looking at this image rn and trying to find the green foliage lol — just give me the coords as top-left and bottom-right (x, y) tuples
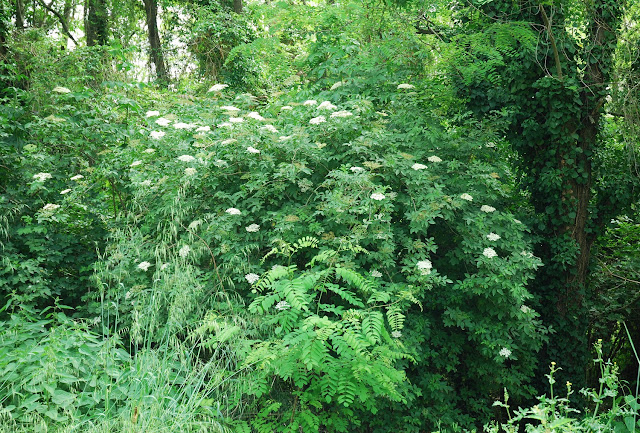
(488, 340), (640, 433)
(189, 7), (258, 80)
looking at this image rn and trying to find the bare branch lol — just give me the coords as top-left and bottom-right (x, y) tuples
(36, 0), (78, 46)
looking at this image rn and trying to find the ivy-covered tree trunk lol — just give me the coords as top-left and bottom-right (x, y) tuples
(142, 0), (168, 85)
(15, 0), (25, 29)
(85, 0), (108, 46)
(452, 0), (626, 388)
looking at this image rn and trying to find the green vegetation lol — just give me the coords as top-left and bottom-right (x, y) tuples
(0, 0), (639, 431)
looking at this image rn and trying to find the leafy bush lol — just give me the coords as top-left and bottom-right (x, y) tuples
(88, 78), (546, 430)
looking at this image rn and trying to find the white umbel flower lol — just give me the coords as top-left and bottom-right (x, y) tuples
(146, 110), (160, 117)
(179, 245), (190, 258)
(53, 86), (71, 93)
(42, 203), (60, 211)
(317, 101), (337, 110)
(460, 193), (473, 201)
(280, 105), (293, 111)
(245, 273), (260, 284)
(427, 155), (442, 163)
(330, 81), (345, 90)
(486, 233), (501, 241)
(246, 112), (265, 121)
(155, 117), (171, 126)
(483, 248), (498, 258)
(481, 205), (496, 213)
(247, 146), (260, 154)
(275, 300), (290, 311)
(371, 270), (383, 278)
(370, 193), (385, 201)
(130, 160), (143, 167)
(225, 208), (241, 215)
(391, 331), (402, 338)
(220, 105), (240, 112)
(330, 110), (352, 118)
(196, 125), (211, 132)
(60, 189), (71, 194)
(229, 117), (244, 123)
(303, 100), (317, 106)
(411, 163), (427, 170)
(416, 260), (432, 275)
(184, 167), (197, 176)
(137, 261), (151, 271)
(178, 155), (196, 162)
(70, 174), (84, 181)
(208, 83), (228, 92)
(499, 347), (512, 358)
(309, 115), (326, 125)
(245, 224), (260, 232)
(350, 166), (364, 173)
(33, 172), (52, 182)
(397, 83), (415, 89)
(150, 131), (165, 139)
(261, 125), (278, 133)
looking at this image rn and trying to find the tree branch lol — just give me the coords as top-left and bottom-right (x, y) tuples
(538, 3), (563, 81)
(37, 0), (78, 46)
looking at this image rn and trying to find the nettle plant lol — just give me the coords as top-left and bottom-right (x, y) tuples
(96, 82), (547, 430)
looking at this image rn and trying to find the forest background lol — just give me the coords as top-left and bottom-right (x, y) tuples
(1, 0), (640, 431)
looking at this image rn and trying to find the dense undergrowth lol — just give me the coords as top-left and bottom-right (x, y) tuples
(1, 0), (639, 432)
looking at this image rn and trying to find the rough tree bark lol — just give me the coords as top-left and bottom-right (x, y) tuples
(85, 0), (108, 46)
(142, 0), (168, 84)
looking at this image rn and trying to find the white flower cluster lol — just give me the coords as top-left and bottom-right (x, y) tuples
(42, 203), (60, 211)
(226, 208), (241, 215)
(246, 112), (265, 121)
(427, 155), (442, 163)
(275, 300), (290, 311)
(196, 126), (211, 132)
(178, 155), (196, 162)
(245, 224), (260, 233)
(303, 100), (317, 106)
(53, 86), (71, 94)
(33, 172), (52, 182)
(261, 125), (278, 133)
(460, 193), (473, 201)
(416, 260), (432, 275)
(330, 110), (352, 118)
(247, 146), (260, 154)
(483, 248), (498, 259)
(481, 205), (496, 213)
(391, 331), (402, 338)
(486, 233), (501, 241)
(155, 118), (171, 126)
(309, 115), (326, 125)
(220, 105), (240, 112)
(138, 261), (151, 271)
(350, 166), (364, 173)
(179, 245), (191, 258)
(397, 83), (415, 89)
(317, 101), (337, 110)
(371, 270), (383, 278)
(70, 174), (84, 181)
(411, 163), (427, 170)
(245, 273), (260, 284)
(229, 117), (244, 123)
(370, 193), (386, 201)
(208, 83), (228, 92)
(146, 110), (160, 117)
(185, 167), (197, 176)
(60, 189), (71, 194)
(499, 347), (512, 358)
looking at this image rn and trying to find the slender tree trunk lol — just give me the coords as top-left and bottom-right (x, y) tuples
(142, 0), (168, 84)
(233, 0), (242, 14)
(85, 0), (108, 46)
(16, 0), (26, 29)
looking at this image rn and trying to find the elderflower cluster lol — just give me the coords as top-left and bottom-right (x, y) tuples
(245, 273), (260, 284)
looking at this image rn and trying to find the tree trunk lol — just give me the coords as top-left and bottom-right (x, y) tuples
(233, 0), (242, 14)
(85, 0), (108, 46)
(142, 0), (168, 85)
(16, 0), (25, 29)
